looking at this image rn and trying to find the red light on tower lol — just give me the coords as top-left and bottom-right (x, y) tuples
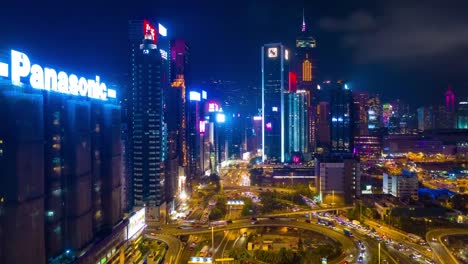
(143, 20), (157, 44)
(289, 72), (297, 93)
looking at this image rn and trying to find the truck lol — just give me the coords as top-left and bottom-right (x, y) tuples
(343, 228), (353, 237)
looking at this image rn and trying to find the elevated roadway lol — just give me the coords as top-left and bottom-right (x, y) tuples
(426, 228), (468, 264)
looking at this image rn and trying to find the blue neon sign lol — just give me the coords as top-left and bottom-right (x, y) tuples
(0, 50), (116, 101)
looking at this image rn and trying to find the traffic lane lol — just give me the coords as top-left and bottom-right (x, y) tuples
(159, 220), (358, 264)
(426, 228), (468, 264)
(145, 234), (182, 264)
(366, 220), (431, 259)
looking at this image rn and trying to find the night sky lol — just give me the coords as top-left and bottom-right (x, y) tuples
(1, 0), (468, 106)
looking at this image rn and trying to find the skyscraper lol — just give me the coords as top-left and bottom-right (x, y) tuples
(262, 43), (289, 162)
(0, 48), (122, 264)
(458, 100), (468, 129)
(295, 10), (317, 90)
(166, 39), (189, 204)
(445, 86), (456, 129)
(128, 20), (167, 221)
(287, 90), (309, 155)
(330, 82), (354, 153)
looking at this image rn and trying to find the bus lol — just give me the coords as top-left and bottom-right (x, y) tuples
(318, 216), (335, 226)
(343, 228), (353, 237)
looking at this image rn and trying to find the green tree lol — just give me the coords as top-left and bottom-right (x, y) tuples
(298, 238), (304, 252)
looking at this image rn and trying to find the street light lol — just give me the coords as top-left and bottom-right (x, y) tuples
(378, 242), (381, 264)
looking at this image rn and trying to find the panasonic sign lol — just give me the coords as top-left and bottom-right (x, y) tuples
(0, 50), (116, 101)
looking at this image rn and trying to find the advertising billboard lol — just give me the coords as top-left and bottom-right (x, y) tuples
(127, 208), (146, 240)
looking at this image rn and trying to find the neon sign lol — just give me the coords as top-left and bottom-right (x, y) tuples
(208, 102), (219, 112)
(158, 23), (167, 37)
(0, 50), (116, 101)
(160, 49), (168, 60)
(199, 120), (206, 134)
(144, 20), (157, 43)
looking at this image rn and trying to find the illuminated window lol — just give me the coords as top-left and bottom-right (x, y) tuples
(302, 59), (312, 81)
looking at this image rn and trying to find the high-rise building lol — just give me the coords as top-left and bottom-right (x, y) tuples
(444, 86), (456, 129)
(458, 100), (468, 129)
(330, 82), (354, 153)
(287, 90), (309, 155)
(128, 20), (167, 221)
(295, 10), (317, 91)
(353, 92), (369, 137)
(262, 43), (290, 162)
(166, 39), (189, 203)
(367, 95), (381, 133)
(0, 48), (123, 264)
(186, 90), (208, 178)
(316, 101), (330, 153)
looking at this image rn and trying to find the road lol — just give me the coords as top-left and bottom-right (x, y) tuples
(150, 219), (359, 264)
(145, 234), (183, 264)
(365, 219), (434, 260)
(426, 228), (468, 264)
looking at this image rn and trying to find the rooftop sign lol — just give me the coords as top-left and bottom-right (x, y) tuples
(0, 50), (116, 101)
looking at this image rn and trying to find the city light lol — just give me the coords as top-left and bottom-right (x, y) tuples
(253, 116), (262, 121)
(158, 23), (167, 36)
(189, 91), (201, 101)
(266, 122), (272, 130)
(202, 90), (207, 99)
(127, 208), (146, 240)
(216, 113), (225, 123)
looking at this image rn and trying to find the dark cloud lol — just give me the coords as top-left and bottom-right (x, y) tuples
(319, 2), (468, 63)
(319, 10), (376, 32)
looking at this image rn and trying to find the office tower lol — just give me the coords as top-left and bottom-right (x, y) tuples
(0, 48), (122, 264)
(417, 106), (432, 131)
(382, 103), (392, 128)
(186, 90), (208, 178)
(444, 86), (456, 128)
(316, 101), (331, 153)
(295, 10), (317, 91)
(315, 155), (360, 205)
(128, 20), (166, 221)
(458, 99), (468, 129)
(330, 82), (354, 153)
(166, 39), (189, 203)
(353, 92), (369, 137)
(367, 95), (381, 133)
(262, 43), (289, 162)
(354, 135), (381, 158)
(287, 90), (309, 155)
(226, 113), (245, 159)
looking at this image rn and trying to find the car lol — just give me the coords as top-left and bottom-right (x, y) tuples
(357, 256), (363, 263)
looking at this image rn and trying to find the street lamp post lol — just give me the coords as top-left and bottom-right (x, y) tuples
(378, 242), (381, 264)
(211, 226), (214, 255)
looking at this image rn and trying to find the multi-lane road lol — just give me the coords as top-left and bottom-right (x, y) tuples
(150, 219), (359, 264)
(426, 228), (468, 264)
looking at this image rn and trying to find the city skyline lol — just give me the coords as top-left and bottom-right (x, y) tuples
(1, 0), (468, 106)
(1, 1), (467, 264)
